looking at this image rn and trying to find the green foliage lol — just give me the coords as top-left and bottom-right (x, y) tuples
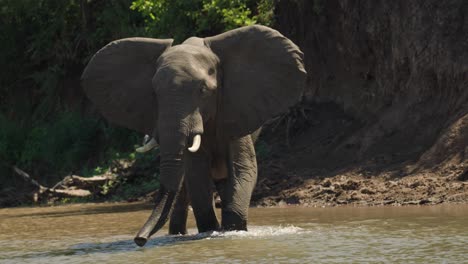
(0, 115), (27, 168)
(112, 176), (160, 201)
(130, 0), (274, 41)
(0, 0), (149, 191)
(0, 0), (144, 117)
(255, 0), (275, 26)
(0, 111), (141, 187)
(196, 0), (256, 31)
(20, 112), (98, 170)
(60, 196), (93, 204)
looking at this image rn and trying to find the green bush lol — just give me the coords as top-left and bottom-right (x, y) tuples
(0, 115), (26, 165)
(130, 0), (274, 41)
(0, 0), (143, 190)
(112, 176), (160, 201)
(0, 111), (141, 187)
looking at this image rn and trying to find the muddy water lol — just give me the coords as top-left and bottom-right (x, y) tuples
(0, 204), (467, 264)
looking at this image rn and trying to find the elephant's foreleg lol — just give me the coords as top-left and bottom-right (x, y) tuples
(168, 183), (189, 235)
(220, 135), (257, 231)
(185, 151), (220, 233)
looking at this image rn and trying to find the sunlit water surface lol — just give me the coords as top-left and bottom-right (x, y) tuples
(0, 203), (467, 263)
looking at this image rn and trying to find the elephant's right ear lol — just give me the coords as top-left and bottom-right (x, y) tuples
(204, 25), (306, 138)
(81, 38), (173, 134)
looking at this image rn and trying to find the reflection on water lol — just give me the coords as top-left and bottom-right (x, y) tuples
(0, 203), (467, 263)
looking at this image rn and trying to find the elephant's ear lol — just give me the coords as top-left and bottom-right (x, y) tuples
(204, 25), (306, 138)
(82, 38), (173, 134)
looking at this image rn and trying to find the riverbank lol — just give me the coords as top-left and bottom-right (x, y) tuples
(2, 101), (467, 208)
(252, 169), (468, 207)
(3, 139), (467, 209)
(251, 103), (468, 207)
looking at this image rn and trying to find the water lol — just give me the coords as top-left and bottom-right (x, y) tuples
(0, 203), (467, 263)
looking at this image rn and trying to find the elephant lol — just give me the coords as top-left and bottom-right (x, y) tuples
(81, 25), (306, 247)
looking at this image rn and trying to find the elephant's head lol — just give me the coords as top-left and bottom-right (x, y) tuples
(81, 25), (306, 246)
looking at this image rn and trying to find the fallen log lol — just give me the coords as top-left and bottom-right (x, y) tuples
(59, 174), (116, 190)
(52, 189), (91, 197)
(11, 166), (108, 202)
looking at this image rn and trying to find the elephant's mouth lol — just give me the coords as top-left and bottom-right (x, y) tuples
(135, 134), (201, 153)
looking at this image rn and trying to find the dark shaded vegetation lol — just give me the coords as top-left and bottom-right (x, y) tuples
(1, 0), (146, 195)
(0, 0), (274, 206)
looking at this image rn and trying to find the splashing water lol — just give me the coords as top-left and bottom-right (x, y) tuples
(208, 225), (306, 239)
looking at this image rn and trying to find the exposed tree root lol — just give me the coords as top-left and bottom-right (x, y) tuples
(265, 99), (316, 147)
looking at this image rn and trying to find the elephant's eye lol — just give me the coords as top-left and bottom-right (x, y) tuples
(199, 83), (214, 97)
(199, 85), (208, 94)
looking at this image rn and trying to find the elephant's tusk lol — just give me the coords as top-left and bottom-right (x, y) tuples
(135, 138), (159, 153)
(188, 134), (201, 152)
(143, 134), (151, 145)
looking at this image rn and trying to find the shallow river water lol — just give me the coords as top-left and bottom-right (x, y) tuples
(0, 203), (467, 263)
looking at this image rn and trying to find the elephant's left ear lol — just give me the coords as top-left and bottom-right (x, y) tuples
(204, 25), (306, 138)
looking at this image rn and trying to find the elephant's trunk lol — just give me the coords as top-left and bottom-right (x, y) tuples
(134, 125), (188, 246)
(134, 108), (204, 246)
(134, 154), (184, 247)
(134, 185), (177, 246)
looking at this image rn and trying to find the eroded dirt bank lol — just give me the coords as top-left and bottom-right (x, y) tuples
(250, 0), (467, 207)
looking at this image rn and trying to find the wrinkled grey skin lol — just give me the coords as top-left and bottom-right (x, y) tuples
(82, 25), (306, 246)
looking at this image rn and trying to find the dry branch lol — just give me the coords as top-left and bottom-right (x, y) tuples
(11, 166), (114, 202)
(12, 166), (48, 193)
(60, 174), (116, 190)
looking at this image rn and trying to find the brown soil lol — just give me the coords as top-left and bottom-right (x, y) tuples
(252, 102), (468, 207)
(253, 166), (468, 207)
